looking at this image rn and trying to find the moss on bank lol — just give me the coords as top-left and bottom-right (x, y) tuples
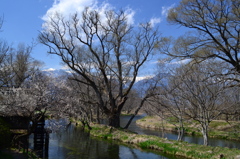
(88, 123), (240, 159)
(136, 116), (240, 141)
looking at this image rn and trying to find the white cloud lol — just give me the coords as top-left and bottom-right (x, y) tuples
(149, 17), (162, 27)
(161, 4), (175, 17)
(43, 68), (56, 71)
(135, 75), (154, 82)
(61, 65), (70, 70)
(156, 59), (191, 66)
(42, 0), (135, 27)
(169, 59), (191, 65)
(60, 65), (74, 73)
(42, 0), (96, 21)
(124, 7), (135, 25)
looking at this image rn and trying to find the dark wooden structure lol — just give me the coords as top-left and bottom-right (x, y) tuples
(1, 116), (29, 130)
(0, 87), (50, 157)
(33, 116), (49, 158)
(0, 116), (30, 149)
(0, 115), (50, 158)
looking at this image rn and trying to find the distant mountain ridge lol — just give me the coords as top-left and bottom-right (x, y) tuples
(133, 73), (170, 93)
(42, 68), (170, 93)
(42, 68), (69, 77)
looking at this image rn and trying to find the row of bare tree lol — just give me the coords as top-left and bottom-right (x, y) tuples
(144, 0), (240, 145)
(145, 60), (240, 145)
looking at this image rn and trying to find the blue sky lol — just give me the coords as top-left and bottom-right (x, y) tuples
(0, 0), (186, 75)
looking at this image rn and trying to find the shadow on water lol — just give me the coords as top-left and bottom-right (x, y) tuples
(121, 114), (240, 149)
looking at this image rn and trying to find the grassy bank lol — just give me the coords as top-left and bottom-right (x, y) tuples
(136, 116), (240, 141)
(88, 123), (240, 159)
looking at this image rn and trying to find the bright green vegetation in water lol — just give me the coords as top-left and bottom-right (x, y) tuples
(88, 123), (240, 159)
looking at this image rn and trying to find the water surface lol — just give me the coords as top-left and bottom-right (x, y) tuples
(29, 115), (240, 159)
(39, 119), (177, 159)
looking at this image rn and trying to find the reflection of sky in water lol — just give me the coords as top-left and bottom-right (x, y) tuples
(48, 134), (67, 159)
(43, 121), (173, 159)
(30, 115), (240, 159)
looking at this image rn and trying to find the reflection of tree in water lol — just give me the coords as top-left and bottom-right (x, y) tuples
(45, 118), (178, 159)
(53, 124), (119, 159)
(129, 148), (138, 159)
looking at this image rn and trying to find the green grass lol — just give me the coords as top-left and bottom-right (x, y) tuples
(100, 133), (113, 139)
(120, 113), (134, 116)
(139, 140), (178, 154)
(88, 123), (240, 159)
(136, 116), (240, 141)
(122, 135), (128, 140)
(210, 120), (229, 128)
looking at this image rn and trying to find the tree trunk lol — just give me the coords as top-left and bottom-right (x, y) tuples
(177, 119), (184, 141)
(203, 132), (208, 146)
(177, 127), (184, 141)
(202, 125), (209, 146)
(109, 112), (121, 128)
(96, 105), (100, 124)
(124, 96), (147, 129)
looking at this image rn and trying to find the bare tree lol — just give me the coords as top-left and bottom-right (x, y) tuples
(0, 41), (12, 87)
(39, 8), (161, 128)
(149, 80), (187, 141)
(173, 62), (228, 145)
(220, 86), (240, 121)
(65, 76), (99, 129)
(166, 0), (240, 76)
(122, 89), (141, 115)
(124, 74), (164, 129)
(11, 44), (41, 87)
(142, 62), (187, 141)
(0, 43), (40, 88)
